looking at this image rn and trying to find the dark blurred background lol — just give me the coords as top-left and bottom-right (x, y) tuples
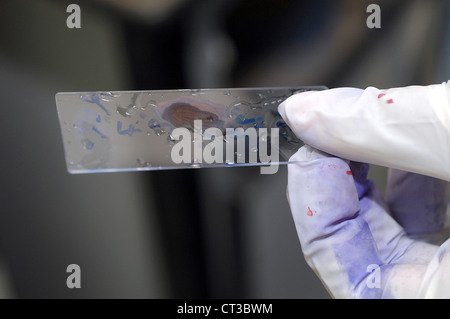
(0, 0), (448, 298)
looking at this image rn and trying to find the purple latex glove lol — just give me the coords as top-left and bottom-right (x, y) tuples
(386, 169), (450, 244)
(280, 83), (450, 298)
(286, 145), (450, 298)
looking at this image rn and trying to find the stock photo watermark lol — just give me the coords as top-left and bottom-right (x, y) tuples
(366, 4), (381, 29)
(66, 264), (81, 289)
(170, 120), (280, 174)
(366, 264), (381, 289)
(66, 4), (81, 29)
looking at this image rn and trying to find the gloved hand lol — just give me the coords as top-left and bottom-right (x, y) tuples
(279, 81), (450, 181)
(278, 82), (450, 298)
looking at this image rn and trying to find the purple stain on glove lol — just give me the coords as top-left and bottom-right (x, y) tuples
(349, 162), (373, 199)
(327, 161), (402, 298)
(387, 170), (449, 234)
(331, 196), (400, 299)
(333, 220), (383, 293)
(286, 145), (442, 298)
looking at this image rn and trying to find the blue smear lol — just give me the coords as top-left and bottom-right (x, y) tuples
(117, 120), (142, 136)
(275, 120), (288, 128)
(235, 115), (264, 128)
(85, 140), (94, 150)
(333, 221), (382, 295)
(92, 126), (107, 138)
(81, 94), (111, 116)
(96, 114), (101, 123)
(235, 114), (255, 125)
(147, 119), (161, 129)
(253, 120), (264, 129)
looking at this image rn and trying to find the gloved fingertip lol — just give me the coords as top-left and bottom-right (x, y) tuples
(278, 91), (318, 129)
(287, 146), (361, 241)
(289, 144), (332, 163)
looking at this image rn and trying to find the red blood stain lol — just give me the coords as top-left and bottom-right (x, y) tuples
(346, 170), (352, 175)
(378, 93), (386, 99)
(387, 99), (394, 104)
(307, 207), (313, 216)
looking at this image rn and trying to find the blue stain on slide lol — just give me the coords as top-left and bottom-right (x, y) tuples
(235, 114), (255, 125)
(92, 126), (107, 138)
(275, 120), (284, 127)
(84, 139), (94, 150)
(235, 115), (264, 128)
(117, 120), (142, 136)
(147, 119), (161, 129)
(81, 94), (111, 116)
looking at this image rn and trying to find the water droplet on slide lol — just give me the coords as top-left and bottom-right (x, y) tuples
(260, 133), (268, 142)
(141, 100), (158, 111)
(100, 91), (120, 101)
(136, 158), (152, 167)
(81, 139), (94, 150)
(117, 105), (132, 117)
(156, 129), (166, 136)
